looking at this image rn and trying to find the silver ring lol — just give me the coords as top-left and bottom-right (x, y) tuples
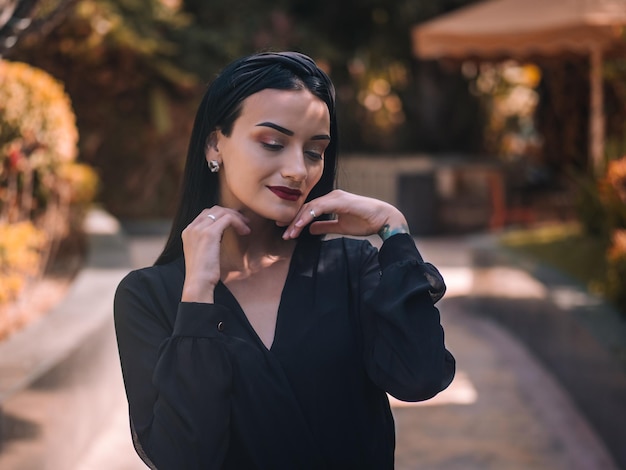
(309, 209), (317, 218)
(207, 214), (217, 221)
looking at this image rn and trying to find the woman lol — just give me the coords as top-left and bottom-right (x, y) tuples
(114, 51), (455, 470)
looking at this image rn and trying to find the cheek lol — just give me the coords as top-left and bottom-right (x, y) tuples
(222, 145), (265, 180)
(308, 164), (324, 189)
(300, 167), (324, 202)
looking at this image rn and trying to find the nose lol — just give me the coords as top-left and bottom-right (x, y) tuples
(281, 151), (308, 183)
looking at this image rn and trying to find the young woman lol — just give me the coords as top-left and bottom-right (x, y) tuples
(114, 51), (455, 469)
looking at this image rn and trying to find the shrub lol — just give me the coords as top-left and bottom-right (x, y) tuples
(58, 162), (99, 206)
(606, 229), (626, 314)
(604, 157), (626, 226)
(573, 156), (626, 237)
(0, 61), (78, 167)
(57, 162), (100, 239)
(567, 156), (626, 316)
(572, 169), (611, 238)
(603, 158), (626, 315)
(0, 221), (46, 304)
(0, 60), (80, 222)
(0, 60), (98, 336)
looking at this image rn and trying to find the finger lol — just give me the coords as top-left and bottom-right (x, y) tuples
(192, 207), (224, 227)
(283, 205), (323, 239)
(282, 190), (347, 239)
(203, 208), (250, 227)
(296, 206), (322, 227)
(210, 211), (251, 236)
(191, 209), (250, 239)
(308, 220), (339, 235)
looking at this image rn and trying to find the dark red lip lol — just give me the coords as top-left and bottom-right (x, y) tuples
(267, 186), (302, 201)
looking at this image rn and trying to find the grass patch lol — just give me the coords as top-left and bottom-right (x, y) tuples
(499, 223), (609, 295)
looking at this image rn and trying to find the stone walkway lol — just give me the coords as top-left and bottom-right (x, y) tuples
(74, 233), (619, 470)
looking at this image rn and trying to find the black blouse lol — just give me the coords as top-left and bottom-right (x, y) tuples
(114, 233), (455, 470)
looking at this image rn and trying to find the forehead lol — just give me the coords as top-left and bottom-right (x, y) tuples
(236, 89), (330, 131)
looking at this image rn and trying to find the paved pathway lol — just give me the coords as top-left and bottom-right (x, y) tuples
(74, 235), (618, 470)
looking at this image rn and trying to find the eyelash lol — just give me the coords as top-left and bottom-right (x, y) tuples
(305, 150), (323, 161)
(261, 142), (324, 161)
(261, 142), (282, 151)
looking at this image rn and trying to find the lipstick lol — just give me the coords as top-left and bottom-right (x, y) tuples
(267, 186), (302, 201)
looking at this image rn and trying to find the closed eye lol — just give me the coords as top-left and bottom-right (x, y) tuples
(305, 150), (323, 161)
(261, 142), (283, 151)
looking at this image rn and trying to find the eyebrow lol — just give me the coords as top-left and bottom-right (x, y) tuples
(256, 122), (330, 141)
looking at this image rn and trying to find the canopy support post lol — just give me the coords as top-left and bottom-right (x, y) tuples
(589, 46), (605, 176)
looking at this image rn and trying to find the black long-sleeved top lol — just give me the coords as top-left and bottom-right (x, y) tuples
(114, 233), (455, 469)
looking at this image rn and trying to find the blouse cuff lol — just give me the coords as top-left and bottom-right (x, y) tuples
(377, 233), (446, 303)
(378, 233), (424, 269)
(173, 302), (231, 338)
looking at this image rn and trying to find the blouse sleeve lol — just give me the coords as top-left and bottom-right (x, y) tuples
(114, 270), (232, 470)
(359, 233), (456, 402)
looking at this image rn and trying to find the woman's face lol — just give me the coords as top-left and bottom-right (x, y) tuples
(213, 88), (331, 225)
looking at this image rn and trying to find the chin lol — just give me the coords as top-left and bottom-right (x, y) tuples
(257, 201), (302, 226)
(265, 207), (299, 225)
(273, 215), (295, 227)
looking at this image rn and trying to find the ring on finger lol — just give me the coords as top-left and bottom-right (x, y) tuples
(207, 214), (217, 221)
(309, 209), (317, 218)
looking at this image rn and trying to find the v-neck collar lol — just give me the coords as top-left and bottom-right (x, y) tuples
(214, 238), (316, 352)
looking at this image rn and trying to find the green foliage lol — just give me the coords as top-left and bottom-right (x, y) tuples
(573, 156), (626, 239)
(0, 60), (98, 326)
(606, 230), (626, 315)
(0, 61), (78, 166)
(6, 0), (626, 220)
(502, 156), (626, 318)
(8, 0), (482, 217)
(0, 221), (47, 311)
(285, 0), (483, 151)
(0, 60), (78, 220)
(571, 169), (611, 238)
(467, 62), (542, 161)
(559, 156), (626, 315)
(604, 156), (626, 228)
(603, 157), (626, 314)
(500, 223), (609, 295)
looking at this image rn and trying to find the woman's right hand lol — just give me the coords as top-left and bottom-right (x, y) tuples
(180, 207), (250, 303)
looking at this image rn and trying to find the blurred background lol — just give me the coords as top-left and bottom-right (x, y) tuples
(2, 0), (626, 332)
(1, 0), (626, 469)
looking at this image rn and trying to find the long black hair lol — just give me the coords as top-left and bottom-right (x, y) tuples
(155, 51), (338, 265)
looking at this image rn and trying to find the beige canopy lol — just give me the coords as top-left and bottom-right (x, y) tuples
(412, 0), (626, 173)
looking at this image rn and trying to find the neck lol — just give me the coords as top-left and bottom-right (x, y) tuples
(220, 214), (294, 276)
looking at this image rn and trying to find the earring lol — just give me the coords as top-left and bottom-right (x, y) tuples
(208, 160), (220, 173)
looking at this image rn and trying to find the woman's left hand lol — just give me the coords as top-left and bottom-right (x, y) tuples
(282, 190), (409, 240)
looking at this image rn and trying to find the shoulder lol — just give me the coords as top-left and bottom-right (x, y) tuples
(117, 257), (184, 294)
(114, 258), (184, 332)
(114, 257), (184, 321)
